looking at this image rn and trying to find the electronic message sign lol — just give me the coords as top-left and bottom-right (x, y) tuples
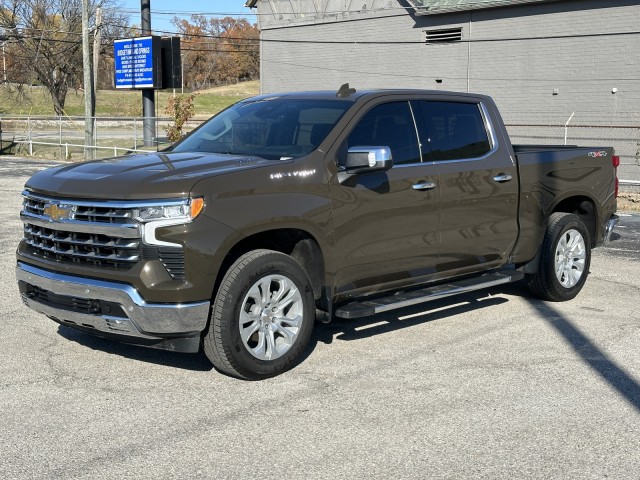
(114, 36), (161, 89)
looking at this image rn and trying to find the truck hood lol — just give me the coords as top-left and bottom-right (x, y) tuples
(24, 152), (287, 200)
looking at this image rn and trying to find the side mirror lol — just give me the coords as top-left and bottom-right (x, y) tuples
(344, 146), (393, 174)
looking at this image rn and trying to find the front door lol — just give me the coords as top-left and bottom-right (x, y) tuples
(329, 100), (440, 297)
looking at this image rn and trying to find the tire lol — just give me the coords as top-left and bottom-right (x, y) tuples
(204, 249), (315, 380)
(526, 212), (591, 302)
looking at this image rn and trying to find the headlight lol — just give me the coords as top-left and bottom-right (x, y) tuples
(137, 197), (204, 247)
(134, 198), (204, 223)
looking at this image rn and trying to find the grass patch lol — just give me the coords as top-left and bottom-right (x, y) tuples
(618, 192), (640, 213)
(0, 81), (259, 118)
(197, 80), (260, 96)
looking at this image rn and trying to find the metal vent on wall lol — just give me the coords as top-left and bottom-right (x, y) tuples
(425, 27), (463, 44)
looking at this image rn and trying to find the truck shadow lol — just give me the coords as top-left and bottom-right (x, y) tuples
(500, 280), (640, 411)
(55, 289), (509, 374)
(56, 326), (214, 371)
(56, 278), (640, 403)
(524, 295), (640, 412)
(312, 279), (640, 413)
(312, 290), (509, 345)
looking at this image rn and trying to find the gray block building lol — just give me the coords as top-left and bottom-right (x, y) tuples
(247, 0), (640, 181)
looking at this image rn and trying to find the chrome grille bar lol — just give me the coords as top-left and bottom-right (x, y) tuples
(20, 212), (141, 238)
(25, 239), (140, 262)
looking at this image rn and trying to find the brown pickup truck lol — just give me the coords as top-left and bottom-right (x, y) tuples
(16, 87), (619, 379)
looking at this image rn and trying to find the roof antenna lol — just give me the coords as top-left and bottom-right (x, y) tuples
(336, 83), (356, 98)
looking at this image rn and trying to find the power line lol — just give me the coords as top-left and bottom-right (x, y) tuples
(242, 29), (640, 44)
(103, 23), (259, 44)
(10, 21), (640, 46)
(117, 8), (259, 16)
(114, 5), (412, 16)
(103, 22), (640, 44)
(1, 29), (259, 51)
(115, 1), (523, 18)
(261, 58), (640, 83)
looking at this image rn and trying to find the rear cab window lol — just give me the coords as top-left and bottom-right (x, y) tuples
(415, 101), (492, 161)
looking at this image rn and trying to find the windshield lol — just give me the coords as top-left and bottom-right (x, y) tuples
(171, 98), (352, 160)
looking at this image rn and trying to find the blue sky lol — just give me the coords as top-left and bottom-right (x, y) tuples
(118, 0), (257, 34)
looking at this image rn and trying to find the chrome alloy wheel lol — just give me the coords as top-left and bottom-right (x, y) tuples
(554, 228), (587, 288)
(239, 274), (304, 361)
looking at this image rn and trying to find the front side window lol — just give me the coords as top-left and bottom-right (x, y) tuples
(171, 98), (352, 160)
(417, 101), (492, 161)
(346, 102), (421, 165)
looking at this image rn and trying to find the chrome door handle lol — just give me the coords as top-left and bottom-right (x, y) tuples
(412, 181), (437, 191)
(493, 174), (513, 183)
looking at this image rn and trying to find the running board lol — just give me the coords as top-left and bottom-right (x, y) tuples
(334, 270), (524, 319)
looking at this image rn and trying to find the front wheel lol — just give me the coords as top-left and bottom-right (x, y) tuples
(204, 249), (315, 380)
(526, 212), (591, 302)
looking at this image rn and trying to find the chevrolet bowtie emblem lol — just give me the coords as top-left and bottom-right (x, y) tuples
(43, 203), (72, 222)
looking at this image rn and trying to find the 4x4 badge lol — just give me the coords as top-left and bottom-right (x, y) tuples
(588, 151), (608, 158)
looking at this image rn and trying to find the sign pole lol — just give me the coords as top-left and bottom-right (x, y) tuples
(141, 0), (155, 147)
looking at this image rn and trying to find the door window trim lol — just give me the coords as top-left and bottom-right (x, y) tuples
(408, 102), (424, 164)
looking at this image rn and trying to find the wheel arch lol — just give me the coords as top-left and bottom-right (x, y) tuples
(211, 228), (328, 311)
(525, 211), (592, 301)
(522, 195), (597, 274)
(550, 195), (598, 246)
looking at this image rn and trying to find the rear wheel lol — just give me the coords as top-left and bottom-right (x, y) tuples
(526, 212), (591, 301)
(204, 249), (315, 380)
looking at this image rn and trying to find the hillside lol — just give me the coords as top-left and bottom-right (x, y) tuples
(0, 81), (260, 117)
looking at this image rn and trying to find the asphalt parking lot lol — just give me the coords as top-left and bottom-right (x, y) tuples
(1, 156), (639, 479)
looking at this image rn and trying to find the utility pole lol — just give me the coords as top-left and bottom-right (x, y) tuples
(0, 34), (7, 84)
(81, 0), (95, 159)
(141, 0), (155, 147)
(92, 7), (102, 148)
(92, 8), (102, 102)
(2, 43), (6, 84)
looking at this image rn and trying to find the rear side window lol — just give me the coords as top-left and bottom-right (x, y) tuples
(417, 101), (492, 161)
(346, 102), (420, 165)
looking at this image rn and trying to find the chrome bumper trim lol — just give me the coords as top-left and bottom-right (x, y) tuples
(16, 262), (210, 337)
(604, 214), (619, 244)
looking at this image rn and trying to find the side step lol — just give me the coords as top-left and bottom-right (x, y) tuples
(334, 270), (524, 319)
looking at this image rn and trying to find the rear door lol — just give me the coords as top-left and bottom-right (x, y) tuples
(415, 98), (518, 275)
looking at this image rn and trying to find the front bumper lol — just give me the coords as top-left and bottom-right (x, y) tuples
(16, 262), (210, 352)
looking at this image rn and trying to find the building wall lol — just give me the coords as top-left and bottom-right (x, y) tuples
(256, 0), (640, 179)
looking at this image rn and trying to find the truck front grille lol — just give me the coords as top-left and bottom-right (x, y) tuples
(21, 192), (185, 278)
(24, 224), (141, 269)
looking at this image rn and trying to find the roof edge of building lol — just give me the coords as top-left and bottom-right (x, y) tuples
(408, 0), (562, 16)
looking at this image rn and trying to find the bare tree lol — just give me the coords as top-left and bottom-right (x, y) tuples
(172, 15), (259, 90)
(0, 0), (127, 115)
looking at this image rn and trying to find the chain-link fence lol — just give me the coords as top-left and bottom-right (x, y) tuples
(0, 115), (203, 160)
(1, 115), (638, 183)
(506, 124), (640, 183)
